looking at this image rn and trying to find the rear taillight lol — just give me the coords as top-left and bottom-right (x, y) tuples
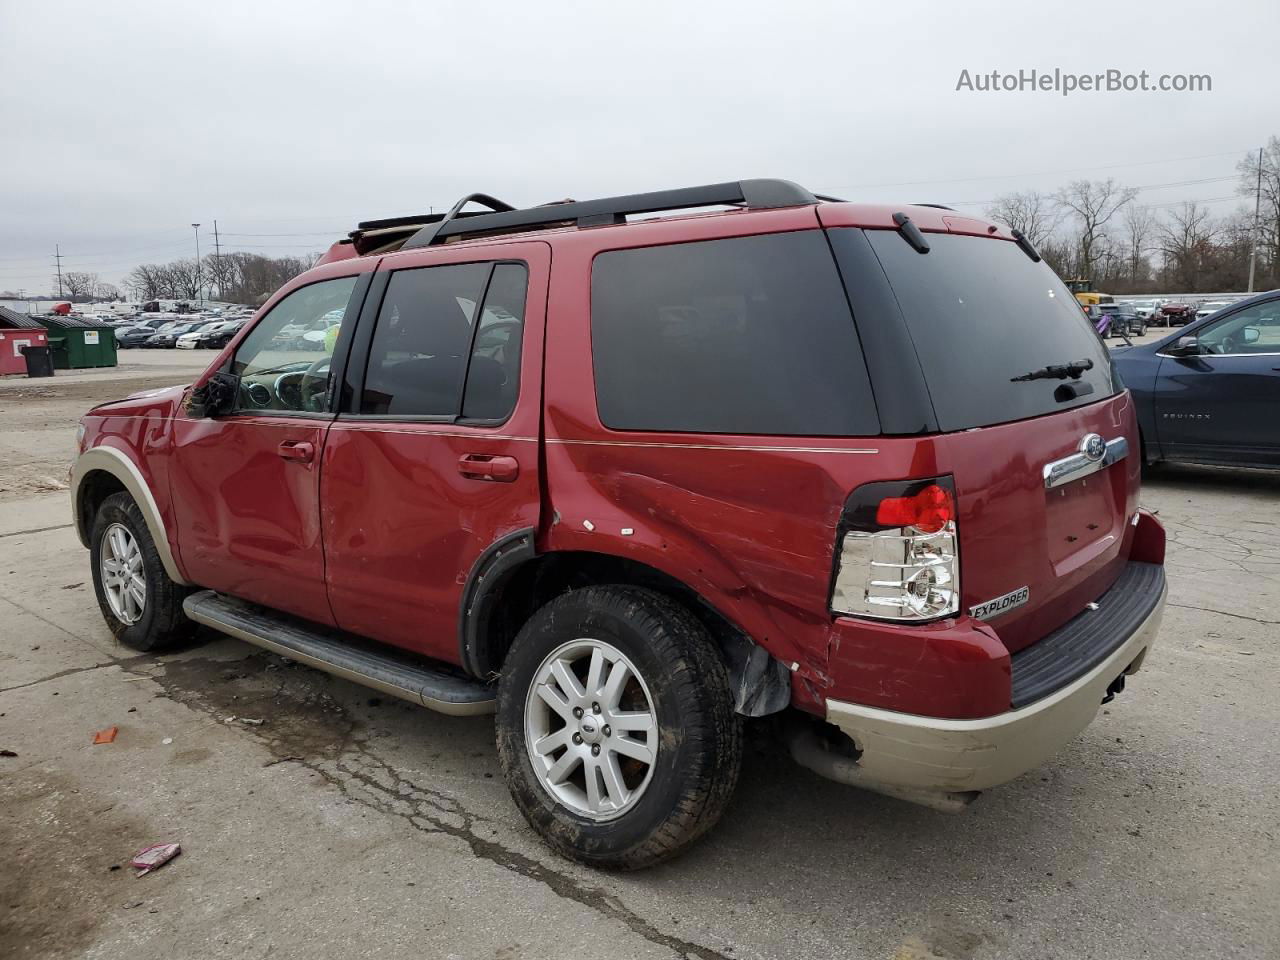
(831, 477), (960, 622)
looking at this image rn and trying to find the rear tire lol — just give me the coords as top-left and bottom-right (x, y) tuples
(496, 586), (742, 870)
(89, 492), (194, 652)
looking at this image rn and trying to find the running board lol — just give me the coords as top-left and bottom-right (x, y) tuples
(182, 590), (496, 716)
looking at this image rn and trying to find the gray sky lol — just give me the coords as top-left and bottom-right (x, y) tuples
(1, 0), (1275, 294)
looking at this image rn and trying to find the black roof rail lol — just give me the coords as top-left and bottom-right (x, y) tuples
(911, 203), (956, 211)
(393, 179), (818, 250)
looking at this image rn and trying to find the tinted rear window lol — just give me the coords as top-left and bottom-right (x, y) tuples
(591, 231), (879, 436)
(858, 229), (1118, 432)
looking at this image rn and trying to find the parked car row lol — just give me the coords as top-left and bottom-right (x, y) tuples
(114, 315), (249, 349)
(1113, 297), (1245, 328)
(270, 309), (344, 351)
(177, 319), (249, 349)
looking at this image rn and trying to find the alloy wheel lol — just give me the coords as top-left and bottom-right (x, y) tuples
(100, 522), (146, 625)
(524, 638), (658, 821)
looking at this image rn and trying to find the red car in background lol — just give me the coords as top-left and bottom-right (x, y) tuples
(1157, 301), (1195, 325)
(70, 180), (1167, 869)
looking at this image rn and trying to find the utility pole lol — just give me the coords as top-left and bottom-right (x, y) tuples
(213, 219), (221, 301)
(1247, 146), (1263, 293)
(191, 223), (202, 307)
(55, 244), (64, 298)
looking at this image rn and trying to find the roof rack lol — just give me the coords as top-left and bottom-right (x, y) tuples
(349, 179), (820, 255)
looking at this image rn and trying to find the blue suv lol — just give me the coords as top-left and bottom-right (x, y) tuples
(1111, 290), (1280, 469)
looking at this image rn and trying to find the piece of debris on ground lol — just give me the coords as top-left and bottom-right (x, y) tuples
(130, 842), (181, 877)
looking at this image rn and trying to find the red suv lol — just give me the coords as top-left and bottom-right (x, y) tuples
(72, 180), (1167, 868)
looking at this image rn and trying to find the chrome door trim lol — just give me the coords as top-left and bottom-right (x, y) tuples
(1043, 437), (1128, 489)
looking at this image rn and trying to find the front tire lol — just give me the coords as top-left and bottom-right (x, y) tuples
(89, 492), (194, 651)
(496, 586), (742, 870)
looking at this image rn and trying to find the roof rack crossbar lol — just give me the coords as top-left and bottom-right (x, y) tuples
(400, 179), (818, 250)
(399, 193), (516, 249)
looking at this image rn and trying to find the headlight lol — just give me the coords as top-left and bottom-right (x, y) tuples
(75, 421), (87, 451)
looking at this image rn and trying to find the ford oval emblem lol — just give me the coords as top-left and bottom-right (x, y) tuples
(1081, 433), (1106, 462)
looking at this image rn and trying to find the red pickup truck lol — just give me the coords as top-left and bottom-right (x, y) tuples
(72, 180), (1167, 869)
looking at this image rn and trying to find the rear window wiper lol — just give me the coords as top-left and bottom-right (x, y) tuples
(1010, 358), (1094, 382)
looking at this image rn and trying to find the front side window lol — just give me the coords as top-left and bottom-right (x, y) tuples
(360, 261), (528, 419)
(1194, 300), (1280, 354)
(590, 231), (879, 436)
(231, 275), (358, 413)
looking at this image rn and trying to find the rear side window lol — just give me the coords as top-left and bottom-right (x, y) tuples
(591, 232), (879, 436)
(855, 230), (1118, 432)
(463, 264), (528, 420)
(360, 262), (528, 420)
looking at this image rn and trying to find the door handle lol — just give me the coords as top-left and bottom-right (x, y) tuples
(277, 440), (315, 464)
(457, 454), (519, 482)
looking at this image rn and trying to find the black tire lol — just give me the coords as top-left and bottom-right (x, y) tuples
(89, 491), (194, 652)
(496, 586), (743, 870)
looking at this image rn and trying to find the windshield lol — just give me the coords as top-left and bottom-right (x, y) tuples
(854, 229), (1119, 432)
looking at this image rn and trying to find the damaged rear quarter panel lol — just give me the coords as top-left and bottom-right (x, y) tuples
(537, 214), (1007, 717)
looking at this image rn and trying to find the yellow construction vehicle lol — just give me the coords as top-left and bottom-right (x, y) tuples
(1065, 278), (1114, 307)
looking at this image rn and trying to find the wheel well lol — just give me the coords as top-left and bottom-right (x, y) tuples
(470, 551), (791, 716)
(76, 470), (127, 539)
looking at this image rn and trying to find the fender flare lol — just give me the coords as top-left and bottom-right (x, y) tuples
(71, 446), (190, 585)
(460, 531), (793, 716)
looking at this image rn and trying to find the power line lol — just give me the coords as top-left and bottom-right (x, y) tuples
(0, 238), (196, 266)
(837, 148), (1250, 191)
(1143, 195), (1241, 211)
(944, 180), (1243, 208)
(218, 229), (349, 237)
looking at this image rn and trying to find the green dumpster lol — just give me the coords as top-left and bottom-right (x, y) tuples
(38, 317), (119, 369)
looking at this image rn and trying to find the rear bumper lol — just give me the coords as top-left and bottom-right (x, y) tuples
(823, 577), (1166, 793)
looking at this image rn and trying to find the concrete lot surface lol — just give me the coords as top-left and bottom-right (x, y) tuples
(2, 353), (1278, 960)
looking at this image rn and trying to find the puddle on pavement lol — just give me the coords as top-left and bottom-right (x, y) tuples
(156, 650), (357, 763)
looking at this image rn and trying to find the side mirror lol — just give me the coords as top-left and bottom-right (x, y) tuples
(1167, 335), (1202, 357)
(186, 371), (240, 418)
(1243, 326), (1261, 345)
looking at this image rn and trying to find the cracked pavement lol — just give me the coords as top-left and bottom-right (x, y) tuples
(2, 364), (1278, 959)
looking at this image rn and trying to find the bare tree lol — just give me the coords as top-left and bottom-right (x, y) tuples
(58, 271), (103, 301)
(1156, 202), (1217, 290)
(126, 263), (165, 300)
(986, 191), (1061, 248)
(1121, 204), (1156, 283)
(94, 280), (121, 301)
(203, 253), (237, 300)
(125, 252), (319, 304)
(1053, 179), (1139, 281)
(152, 259), (203, 299)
